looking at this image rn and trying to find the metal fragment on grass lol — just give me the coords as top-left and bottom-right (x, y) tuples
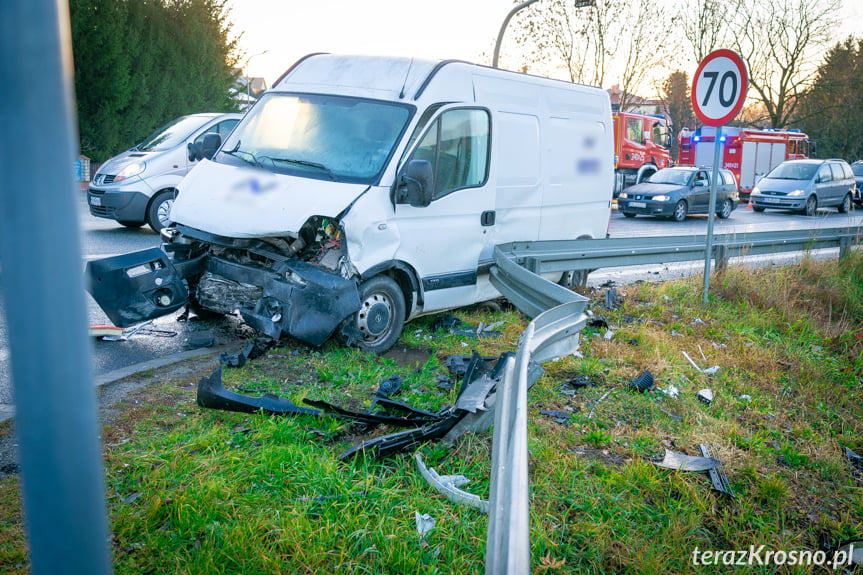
(414, 511), (436, 536)
(415, 454), (489, 513)
(651, 449), (721, 472)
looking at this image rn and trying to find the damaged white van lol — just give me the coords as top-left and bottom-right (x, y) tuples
(87, 54), (614, 353)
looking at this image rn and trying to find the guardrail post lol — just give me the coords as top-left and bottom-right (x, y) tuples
(713, 244), (728, 272)
(839, 236), (851, 259)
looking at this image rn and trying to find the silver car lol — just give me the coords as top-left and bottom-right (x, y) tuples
(750, 158), (855, 216)
(88, 112), (242, 231)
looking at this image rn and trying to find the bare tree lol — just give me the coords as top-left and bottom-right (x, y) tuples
(507, 0), (670, 107)
(733, 0), (841, 128)
(679, 0), (735, 63)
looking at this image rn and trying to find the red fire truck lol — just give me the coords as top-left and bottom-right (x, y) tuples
(613, 110), (673, 197)
(677, 127), (811, 200)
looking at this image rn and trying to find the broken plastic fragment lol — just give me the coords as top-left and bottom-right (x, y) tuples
(651, 449), (720, 472)
(697, 389), (714, 404)
(682, 351), (719, 375)
(630, 371), (654, 392)
(662, 384), (680, 399)
(699, 444), (734, 497)
(415, 454), (489, 513)
(415, 511), (436, 536)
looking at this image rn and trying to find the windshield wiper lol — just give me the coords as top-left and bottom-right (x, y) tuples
(222, 141), (260, 167)
(263, 157), (337, 180)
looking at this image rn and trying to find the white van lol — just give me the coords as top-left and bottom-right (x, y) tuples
(87, 112), (242, 231)
(87, 55), (614, 352)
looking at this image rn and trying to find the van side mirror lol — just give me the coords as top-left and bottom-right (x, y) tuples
(694, 180), (707, 187)
(188, 141), (203, 162)
(395, 160), (434, 207)
(201, 133), (222, 160)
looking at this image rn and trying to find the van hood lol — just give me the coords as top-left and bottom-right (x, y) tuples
(171, 160), (368, 238)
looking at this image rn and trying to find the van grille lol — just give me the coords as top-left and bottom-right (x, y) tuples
(93, 174), (116, 185)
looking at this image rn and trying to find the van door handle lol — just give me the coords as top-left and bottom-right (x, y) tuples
(481, 210), (495, 226)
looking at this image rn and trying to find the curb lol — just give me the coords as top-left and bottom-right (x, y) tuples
(0, 344), (239, 424)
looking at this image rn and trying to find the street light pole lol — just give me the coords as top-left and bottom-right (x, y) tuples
(492, 0), (595, 69)
(245, 49), (269, 107)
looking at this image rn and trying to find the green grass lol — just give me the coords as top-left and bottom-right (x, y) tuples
(2, 251), (863, 573)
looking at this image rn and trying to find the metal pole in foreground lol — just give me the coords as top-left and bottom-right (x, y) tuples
(0, 2), (112, 574)
(702, 125), (723, 304)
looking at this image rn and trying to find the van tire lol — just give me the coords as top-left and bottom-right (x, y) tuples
(342, 275), (405, 354)
(119, 221), (144, 229)
(717, 198), (733, 219)
(838, 193), (851, 213)
(147, 190), (175, 232)
(804, 195), (817, 216)
(672, 200), (688, 221)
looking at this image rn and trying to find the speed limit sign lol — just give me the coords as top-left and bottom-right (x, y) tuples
(691, 49), (748, 126)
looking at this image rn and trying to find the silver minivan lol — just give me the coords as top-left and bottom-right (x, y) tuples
(750, 158), (855, 216)
(88, 112), (242, 231)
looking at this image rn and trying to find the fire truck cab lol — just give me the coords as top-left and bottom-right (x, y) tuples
(613, 110), (673, 197)
(678, 127), (810, 200)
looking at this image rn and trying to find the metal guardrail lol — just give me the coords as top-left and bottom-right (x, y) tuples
(486, 301), (587, 574)
(496, 225), (863, 278)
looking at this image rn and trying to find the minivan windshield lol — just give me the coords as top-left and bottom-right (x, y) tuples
(765, 162), (818, 180)
(853, 163), (863, 177)
(646, 168), (693, 186)
(138, 114), (216, 152)
(216, 93), (412, 184)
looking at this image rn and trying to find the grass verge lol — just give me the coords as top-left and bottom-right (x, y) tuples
(1, 252), (862, 573)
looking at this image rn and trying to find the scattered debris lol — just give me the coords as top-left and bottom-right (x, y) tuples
(540, 409), (572, 425)
(432, 314), (502, 338)
(89, 324), (125, 339)
(699, 444), (734, 497)
(587, 317), (609, 329)
(556, 376), (595, 396)
(651, 449), (720, 472)
(662, 384), (680, 399)
(630, 371), (654, 392)
(415, 511), (436, 537)
(691, 318), (705, 325)
(588, 387), (616, 419)
(196, 367), (320, 416)
(604, 288), (619, 309)
(682, 351), (720, 375)
(738, 394), (752, 403)
(435, 374), (455, 391)
(845, 447), (862, 478)
(430, 314), (463, 332)
(697, 389), (714, 404)
(446, 354), (497, 378)
(603, 330), (615, 341)
(186, 330), (215, 349)
(659, 409), (683, 423)
(415, 453), (489, 513)
(120, 492), (143, 505)
(219, 350), (247, 368)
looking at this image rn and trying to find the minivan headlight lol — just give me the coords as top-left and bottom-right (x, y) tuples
(751, 187), (760, 195)
(787, 189), (805, 196)
(113, 161), (146, 182)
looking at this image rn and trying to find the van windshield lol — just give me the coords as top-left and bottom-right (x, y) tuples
(765, 162), (818, 180)
(138, 115), (216, 152)
(217, 93), (413, 184)
(646, 169), (693, 186)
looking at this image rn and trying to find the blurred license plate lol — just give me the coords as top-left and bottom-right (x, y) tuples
(630, 201), (646, 208)
(89, 196), (101, 207)
(764, 197), (780, 204)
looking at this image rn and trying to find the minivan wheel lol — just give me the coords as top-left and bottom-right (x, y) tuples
(718, 198), (733, 219)
(147, 190), (175, 232)
(672, 200), (688, 221)
(804, 195), (817, 216)
(342, 275), (406, 354)
(838, 193), (852, 213)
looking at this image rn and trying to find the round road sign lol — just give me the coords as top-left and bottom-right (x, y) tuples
(691, 49), (748, 127)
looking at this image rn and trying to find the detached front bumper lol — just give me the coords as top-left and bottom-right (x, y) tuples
(750, 193), (805, 210)
(618, 198), (675, 217)
(86, 248), (362, 347)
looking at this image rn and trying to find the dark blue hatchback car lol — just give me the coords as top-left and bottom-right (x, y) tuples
(618, 166), (739, 221)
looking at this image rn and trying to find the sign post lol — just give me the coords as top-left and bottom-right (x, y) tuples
(691, 49), (748, 304)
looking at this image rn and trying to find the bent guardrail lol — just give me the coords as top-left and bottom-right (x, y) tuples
(496, 226), (862, 280)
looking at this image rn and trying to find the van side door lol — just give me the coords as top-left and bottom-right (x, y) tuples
(391, 106), (493, 312)
(815, 164), (833, 205)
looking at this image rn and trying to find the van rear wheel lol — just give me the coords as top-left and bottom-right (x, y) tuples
(839, 193), (851, 213)
(340, 275), (406, 354)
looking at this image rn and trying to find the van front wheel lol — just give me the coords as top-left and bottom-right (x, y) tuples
(344, 275), (406, 354)
(147, 190), (175, 232)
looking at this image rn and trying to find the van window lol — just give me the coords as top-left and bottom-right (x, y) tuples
(843, 163), (855, 179)
(830, 163), (846, 181)
(194, 119), (239, 147)
(412, 109), (490, 199)
(722, 171), (735, 185)
(817, 165), (832, 182)
(626, 119), (643, 143)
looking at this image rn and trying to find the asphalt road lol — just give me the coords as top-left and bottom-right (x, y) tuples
(0, 191), (860, 410)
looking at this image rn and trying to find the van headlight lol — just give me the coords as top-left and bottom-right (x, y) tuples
(751, 187), (760, 195)
(113, 161), (146, 182)
(619, 192), (628, 199)
(787, 189), (805, 196)
(652, 195), (669, 202)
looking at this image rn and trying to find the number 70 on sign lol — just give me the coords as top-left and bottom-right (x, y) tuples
(691, 49), (748, 127)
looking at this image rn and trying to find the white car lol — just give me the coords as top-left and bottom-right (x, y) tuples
(87, 112), (242, 231)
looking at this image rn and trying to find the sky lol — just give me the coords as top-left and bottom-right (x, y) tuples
(228, 0), (863, 95)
